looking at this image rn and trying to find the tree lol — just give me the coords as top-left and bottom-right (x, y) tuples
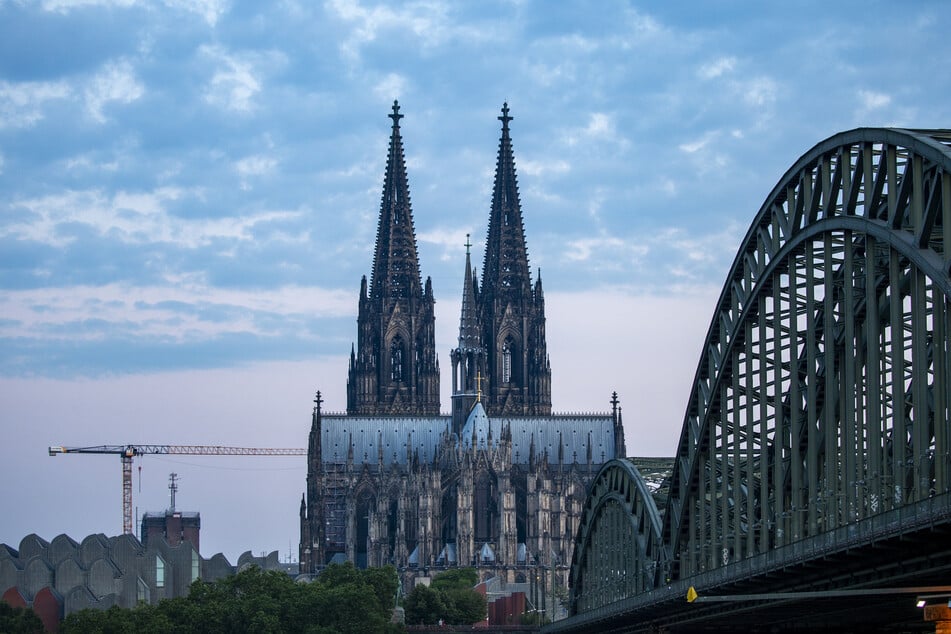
(403, 569), (486, 625)
(361, 565), (400, 614)
(61, 564), (402, 634)
(429, 568), (478, 591)
(403, 583), (446, 625)
(0, 601), (43, 634)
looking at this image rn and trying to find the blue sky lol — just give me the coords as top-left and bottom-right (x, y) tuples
(2, 0), (950, 563)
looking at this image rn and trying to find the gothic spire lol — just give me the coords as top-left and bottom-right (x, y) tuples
(482, 102), (532, 300)
(458, 234), (480, 350)
(370, 100), (423, 303)
(348, 101), (440, 416)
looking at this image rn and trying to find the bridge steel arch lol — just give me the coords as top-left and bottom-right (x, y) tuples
(570, 460), (665, 613)
(562, 128), (951, 631)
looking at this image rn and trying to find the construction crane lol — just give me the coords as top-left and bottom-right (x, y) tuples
(49, 444), (307, 535)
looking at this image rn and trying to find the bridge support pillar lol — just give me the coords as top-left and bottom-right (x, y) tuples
(925, 604), (951, 633)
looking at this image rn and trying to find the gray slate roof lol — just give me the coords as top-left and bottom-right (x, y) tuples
(320, 403), (616, 465)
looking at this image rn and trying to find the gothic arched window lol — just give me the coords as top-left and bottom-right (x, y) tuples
(356, 491), (375, 569)
(391, 337), (404, 382)
(474, 471), (497, 543)
(501, 338), (514, 384)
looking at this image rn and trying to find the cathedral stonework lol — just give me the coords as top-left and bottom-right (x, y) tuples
(346, 102), (440, 417)
(300, 102), (626, 597)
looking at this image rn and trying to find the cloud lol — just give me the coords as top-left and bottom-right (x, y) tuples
(327, 0), (445, 60)
(584, 113), (614, 138)
(741, 76), (777, 108)
(373, 73), (409, 102)
(40, 0), (228, 25)
(84, 59), (144, 123)
(326, 0), (490, 62)
(4, 188), (301, 249)
(678, 130), (721, 155)
(200, 46), (263, 113)
(163, 0), (230, 26)
(40, 0), (139, 11)
(698, 56), (736, 79)
(563, 113), (621, 147)
(858, 89), (890, 111)
(0, 282), (354, 344)
(235, 154), (278, 190)
(0, 79), (71, 129)
(65, 153), (120, 172)
(518, 158), (570, 177)
(651, 223), (744, 283)
(417, 227), (476, 262)
(678, 130), (730, 173)
(565, 236), (627, 262)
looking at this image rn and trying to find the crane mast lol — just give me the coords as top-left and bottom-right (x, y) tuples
(49, 444), (306, 535)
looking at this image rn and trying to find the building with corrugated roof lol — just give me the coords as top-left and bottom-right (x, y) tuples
(0, 531), (289, 625)
(299, 103), (626, 604)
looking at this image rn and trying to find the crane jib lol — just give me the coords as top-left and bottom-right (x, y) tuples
(48, 443), (306, 534)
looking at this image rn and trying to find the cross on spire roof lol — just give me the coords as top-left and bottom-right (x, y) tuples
(498, 102), (512, 132)
(465, 233), (472, 255)
(389, 100), (403, 127)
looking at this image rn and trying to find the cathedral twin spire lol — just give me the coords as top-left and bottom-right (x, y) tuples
(477, 102), (551, 417)
(349, 100), (551, 418)
(347, 101), (439, 416)
(369, 101), (424, 303)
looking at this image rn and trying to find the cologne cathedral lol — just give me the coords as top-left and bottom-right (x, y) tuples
(299, 102), (626, 589)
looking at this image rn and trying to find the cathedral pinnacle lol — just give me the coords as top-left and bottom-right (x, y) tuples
(498, 102), (512, 134)
(389, 100), (403, 127)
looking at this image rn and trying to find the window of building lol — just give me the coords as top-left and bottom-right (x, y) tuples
(137, 577), (150, 603)
(191, 549), (200, 583)
(391, 337), (404, 382)
(155, 554), (165, 588)
(502, 340), (513, 383)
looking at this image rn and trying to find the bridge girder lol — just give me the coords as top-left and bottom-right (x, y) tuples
(562, 128), (951, 632)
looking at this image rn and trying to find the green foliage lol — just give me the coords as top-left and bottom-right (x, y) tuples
(403, 584), (446, 625)
(60, 564), (404, 634)
(520, 610), (550, 625)
(0, 600), (44, 634)
(361, 565), (400, 613)
(429, 568), (477, 592)
(403, 569), (486, 625)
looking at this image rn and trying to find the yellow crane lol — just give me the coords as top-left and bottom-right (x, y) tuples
(49, 444), (306, 535)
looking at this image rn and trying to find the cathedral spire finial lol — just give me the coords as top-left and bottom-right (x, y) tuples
(498, 102), (512, 134)
(465, 233), (471, 256)
(389, 100), (403, 127)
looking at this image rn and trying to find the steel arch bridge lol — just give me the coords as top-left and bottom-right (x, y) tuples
(555, 128), (951, 632)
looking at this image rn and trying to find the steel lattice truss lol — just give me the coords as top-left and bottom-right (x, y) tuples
(571, 460), (664, 613)
(567, 128), (951, 619)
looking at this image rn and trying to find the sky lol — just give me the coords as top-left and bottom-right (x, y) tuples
(2, 0), (950, 565)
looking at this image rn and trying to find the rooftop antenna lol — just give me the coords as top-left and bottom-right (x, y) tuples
(168, 472), (179, 513)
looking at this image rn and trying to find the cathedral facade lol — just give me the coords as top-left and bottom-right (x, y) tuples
(299, 102), (625, 591)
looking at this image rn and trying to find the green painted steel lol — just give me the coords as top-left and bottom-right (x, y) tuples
(564, 128), (951, 629)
